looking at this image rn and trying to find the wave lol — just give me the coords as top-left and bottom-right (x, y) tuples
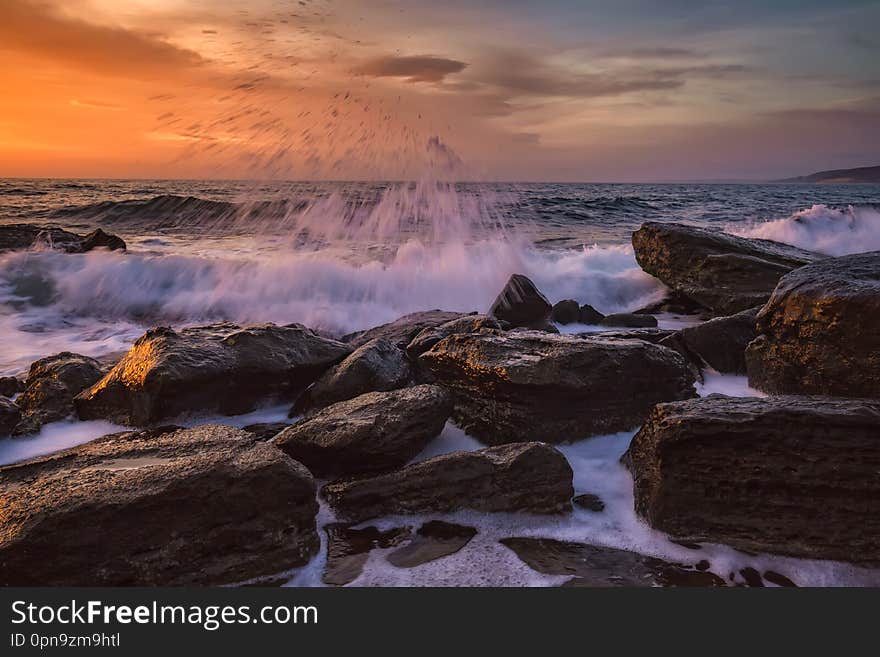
(734, 204), (880, 256)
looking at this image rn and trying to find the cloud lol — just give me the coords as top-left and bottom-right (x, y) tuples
(357, 55), (468, 83)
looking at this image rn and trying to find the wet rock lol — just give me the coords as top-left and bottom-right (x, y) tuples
(386, 521), (478, 568)
(599, 313), (658, 328)
(242, 422), (291, 441)
(419, 331), (695, 444)
(342, 310), (465, 349)
(633, 292), (707, 316)
(632, 222), (821, 315)
(293, 338), (413, 413)
(501, 537), (726, 587)
(322, 442), (574, 523)
(578, 304), (605, 325)
(0, 223), (125, 253)
(0, 376), (24, 398)
(323, 523), (411, 586)
(0, 398), (22, 436)
(406, 315), (506, 357)
(75, 323), (351, 426)
(80, 228), (126, 252)
(551, 299), (581, 324)
(573, 493), (605, 512)
(0, 425), (319, 585)
(576, 328), (676, 344)
(739, 567), (764, 587)
(745, 252), (880, 397)
(276, 385), (453, 478)
(489, 274), (552, 328)
(623, 395), (880, 562)
(763, 570), (797, 587)
(660, 307), (759, 374)
(13, 352), (105, 434)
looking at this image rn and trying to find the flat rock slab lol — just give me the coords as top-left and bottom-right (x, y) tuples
(386, 521), (478, 568)
(322, 442), (574, 523)
(0, 424), (320, 585)
(623, 395), (880, 562)
(323, 523), (411, 586)
(419, 330), (695, 443)
(501, 537), (725, 587)
(342, 310), (466, 349)
(406, 314), (506, 357)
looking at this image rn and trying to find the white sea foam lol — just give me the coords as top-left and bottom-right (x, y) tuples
(0, 419), (129, 466)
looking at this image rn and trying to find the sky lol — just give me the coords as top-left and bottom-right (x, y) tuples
(0, 0), (878, 181)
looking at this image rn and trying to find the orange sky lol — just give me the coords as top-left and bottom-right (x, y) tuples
(1, 0), (878, 181)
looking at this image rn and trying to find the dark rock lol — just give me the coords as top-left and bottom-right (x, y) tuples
(763, 570), (797, 587)
(660, 307), (759, 374)
(75, 323), (351, 426)
(578, 304), (605, 324)
(0, 397), (22, 436)
(322, 442), (574, 523)
(13, 352), (105, 434)
(406, 315), (506, 357)
(0, 376), (24, 398)
(633, 292), (707, 316)
(0, 424), (319, 585)
(242, 422), (291, 441)
(632, 222), (821, 315)
(275, 385), (453, 478)
(575, 328), (676, 344)
(293, 338), (413, 413)
(501, 537), (726, 587)
(342, 310), (465, 349)
(573, 493), (605, 512)
(745, 252), (880, 397)
(419, 331), (695, 444)
(80, 228), (126, 252)
(739, 567), (764, 587)
(599, 313), (658, 328)
(489, 274), (551, 328)
(387, 521), (478, 568)
(623, 395), (880, 562)
(551, 300), (581, 324)
(323, 523), (411, 586)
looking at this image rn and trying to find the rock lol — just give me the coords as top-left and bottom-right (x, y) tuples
(322, 442), (574, 523)
(293, 338), (413, 413)
(405, 315), (506, 357)
(13, 352), (105, 434)
(578, 304), (605, 324)
(745, 252), (880, 397)
(323, 523), (411, 586)
(763, 570), (797, 587)
(0, 376), (24, 397)
(573, 493), (605, 512)
(501, 537), (726, 587)
(551, 300), (580, 324)
(739, 567), (764, 587)
(275, 385), (453, 478)
(660, 307), (759, 374)
(80, 228), (126, 252)
(0, 425), (319, 585)
(242, 422), (291, 441)
(632, 222), (821, 315)
(386, 521), (478, 568)
(599, 313), (658, 328)
(75, 323), (351, 426)
(633, 292), (707, 316)
(419, 331), (695, 444)
(0, 398), (22, 436)
(488, 274), (551, 328)
(342, 310), (465, 349)
(575, 328), (676, 344)
(622, 395), (880, 562)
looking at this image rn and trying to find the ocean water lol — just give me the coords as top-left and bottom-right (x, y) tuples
(2, 178), (879, 587)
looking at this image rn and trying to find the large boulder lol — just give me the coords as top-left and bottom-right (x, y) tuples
(342, 310), (465, 349)
(293, 337), (413, 413)
(599, 313), (658, 328)
(489, 274), (552, 328)
(275, 385), (453, 478)
(0, 223), (125, 253)
(746, 252), (880, 397)
(419, 331), (695, 444)
(0, 425), (319, 585)
(622, 396), (880, 562)
(550, 300), (580, 325)
(632, 222), (821, 315)
(0, 398), (21, 436)
(660, 307), (759, 374)
(13, 352), (106, 434)
(405, 314), (506, 357)
(75, 323), (351, 426)
(322, 442), (574, 522)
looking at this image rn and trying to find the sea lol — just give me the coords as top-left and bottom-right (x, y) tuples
(2, 178), (879, 586)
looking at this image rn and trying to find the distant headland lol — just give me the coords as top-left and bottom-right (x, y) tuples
(777, 164), (880, 183)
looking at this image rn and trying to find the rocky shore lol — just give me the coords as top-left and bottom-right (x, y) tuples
(1, 220), (879, 585)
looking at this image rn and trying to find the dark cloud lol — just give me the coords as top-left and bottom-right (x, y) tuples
(357, 55), (468, 83)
